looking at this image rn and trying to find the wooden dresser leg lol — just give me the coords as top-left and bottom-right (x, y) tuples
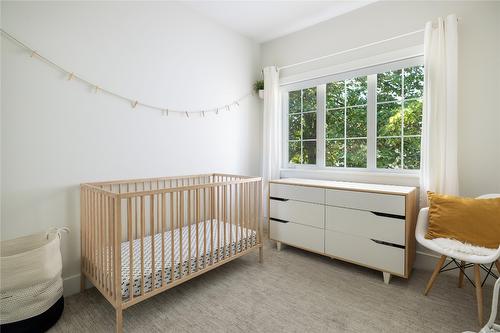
(383, 272), (391, 285)
(458, 261), (465, 288)
(276, 241), (282, 251)
(474, 264), (484, 325)
(424, 255), (447, 296)
(116, 308), (123, 333)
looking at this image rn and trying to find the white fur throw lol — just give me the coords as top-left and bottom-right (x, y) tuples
(432, 238), (497, 257)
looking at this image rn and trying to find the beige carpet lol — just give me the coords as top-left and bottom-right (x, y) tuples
(50, 239), (496, 333)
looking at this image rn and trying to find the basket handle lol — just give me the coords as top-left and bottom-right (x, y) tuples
(45, 226), (70, 239)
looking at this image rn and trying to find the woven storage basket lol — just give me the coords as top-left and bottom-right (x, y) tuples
(0, 228), (68, 329)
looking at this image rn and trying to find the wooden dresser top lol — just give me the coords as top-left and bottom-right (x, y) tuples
(269, 178), (416, 196)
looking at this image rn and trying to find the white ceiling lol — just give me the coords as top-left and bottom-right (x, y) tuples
(182, 1), (375, 43)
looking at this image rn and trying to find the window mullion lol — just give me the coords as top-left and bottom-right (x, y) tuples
(316, 84), (326, 168)
(300, 90), (304, 164)
(367, 74), (377, 170)
(282, 92), (290, 167)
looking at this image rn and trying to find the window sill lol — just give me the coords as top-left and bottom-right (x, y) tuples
(280, 168), (420, 187)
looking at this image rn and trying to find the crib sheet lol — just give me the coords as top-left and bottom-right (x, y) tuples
(120, 220), (256, 298)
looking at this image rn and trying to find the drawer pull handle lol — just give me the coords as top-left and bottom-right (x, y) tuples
(270, 197), (289, 202)
(371, 239), (405, 249)
(270, 217), (289, 223)
(371, 211), (405, 220)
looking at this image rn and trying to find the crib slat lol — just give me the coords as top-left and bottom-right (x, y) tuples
(101, 194), (106, 293)
(150, 194), (155, 292)
(240, 183), (244, 252)
(89, 191), (93, 280)
(80, 188), (85, 289)
(84, 189), (88, 276)
(93, 191), (97, 280)
(161, 193), (166, 288)
(170, 193), (175, 283)
(102, 193), (107, 285)
(113, 197), (122, 303)
(135, 184), (138, 254)
(187, 190), (192, 276)
(235, 184), (239, 254)
(258, 180), (262, 245)
(223, 185), (227, 260)
(245, 183), (250, 250)
(216, 186), (220, 263)
(229, 184), (233, 257)
(240, 184), (244, 252)
(203, 188), (207, 268)
(127, 198), (133, 300)
(88, 189), (92, 276)
(253, 181), (257, 248)
(109, 195), (114, 299)
(140, 196), (145, 296)
(108, 195), (112, 295)
(106, 195), (111, 296)
(102, 194), (107, 293)
(99, 192), (103, 287)
(179, 191), (183, 279)
(210, 187), (214, 266)
(195, 189), (200, 272)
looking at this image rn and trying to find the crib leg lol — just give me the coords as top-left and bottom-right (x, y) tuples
(116, 308), (123, 333)
(80, 274), (85, 293)
(259, 246), (263, 263)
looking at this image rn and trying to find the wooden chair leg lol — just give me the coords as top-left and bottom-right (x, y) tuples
(424, 255), (447, 296)
(458, 260), (465, 288)
(495, 260), (500, 276)
(474, 264), (484, 326)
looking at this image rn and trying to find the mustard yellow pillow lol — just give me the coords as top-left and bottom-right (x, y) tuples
(425, 192), (500, 248)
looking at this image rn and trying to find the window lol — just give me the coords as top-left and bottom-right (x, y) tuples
(326, 77), (368, 168)
(284, 59), (424, 172)
(288, 87), (317, 165)
(376, 67), (423, 169)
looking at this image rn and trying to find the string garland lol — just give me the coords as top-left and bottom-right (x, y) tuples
(1, 29), (254, 118)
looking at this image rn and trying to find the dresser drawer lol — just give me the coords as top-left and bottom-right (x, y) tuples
(326, 189), (405, 216)
(326, 206), (405, 246)
(325, 230), (405, 275)
(270, 220), (324, 253)
(270, 199), (324, 229)
(270, 183), (324, 204)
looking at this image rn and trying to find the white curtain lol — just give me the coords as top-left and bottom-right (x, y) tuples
(262, 66), (281, 214)
(420, 14), (459, 205)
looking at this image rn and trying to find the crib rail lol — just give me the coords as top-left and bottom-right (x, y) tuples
(80, 173), (263, 318)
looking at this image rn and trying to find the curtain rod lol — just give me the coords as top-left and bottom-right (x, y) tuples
(280, 52), (423, 87)
(277, 16), (460, 72)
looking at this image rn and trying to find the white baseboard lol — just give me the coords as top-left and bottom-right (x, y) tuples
(63, 274), (93, 297)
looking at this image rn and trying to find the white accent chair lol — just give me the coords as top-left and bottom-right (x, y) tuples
(463, 278), (500, 333)
(416, 194), (500, 325)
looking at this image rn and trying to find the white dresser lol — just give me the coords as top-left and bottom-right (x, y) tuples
(268, 178), (417, 284)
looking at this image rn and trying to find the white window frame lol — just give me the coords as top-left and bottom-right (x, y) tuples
(281, 55), (424, 175)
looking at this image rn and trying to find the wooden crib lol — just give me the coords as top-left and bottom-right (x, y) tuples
(80, 173), (263, 333)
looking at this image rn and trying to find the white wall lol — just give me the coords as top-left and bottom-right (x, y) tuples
(1, 1), (261, 294)
(261, 0), (500, 197)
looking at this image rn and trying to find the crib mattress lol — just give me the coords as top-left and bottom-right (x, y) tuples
(120, 220), (256, 298)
